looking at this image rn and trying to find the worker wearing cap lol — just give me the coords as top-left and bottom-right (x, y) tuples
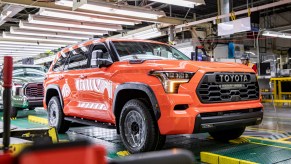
(241, 54), (257, 74)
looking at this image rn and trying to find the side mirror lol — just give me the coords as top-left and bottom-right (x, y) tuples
(91, 50), (113, 68)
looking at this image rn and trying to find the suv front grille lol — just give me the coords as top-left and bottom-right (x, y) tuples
(196, 72), (259, 103)
(24, 83), (44, 97)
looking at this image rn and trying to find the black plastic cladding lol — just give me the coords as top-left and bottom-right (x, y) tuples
(196, 72), (260, 103)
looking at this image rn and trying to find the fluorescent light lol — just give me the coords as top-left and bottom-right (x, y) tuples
(38, 8), (140, 25)
(28, 15), (122, 31)
(149, 0), (205, 8)
(0, 44), (59, 49)
(3, 32), (81, 44)
(0, 49), (45, 53)
(262, 31), (291, 39)
(0, 40), (66, 47)
(121, 27), (162, 39)
(0, 47), (51, 52)
(55, 0), (165, 20)
(11, 27), (92, 40)
(20, 21), (107, 35)
(34, 55), (55, 64)
(0, 52), (40, 55)
(124, 31), (162, 39)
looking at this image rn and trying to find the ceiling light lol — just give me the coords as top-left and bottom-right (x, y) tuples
(20, 21), (107, 35)
(120, 26), (162, 39)
(0, 49), (45, 53)
(34, 55), (55, 64)
(262, 31), (291, 39)
(0, 40), (66, 47)
(149, 0), (205, 8)
(0, 52), (40, 55)
(3, 32), (81, 44)
(28, 15), (122, 31)
(0, 47), (52, 52)
(11, 27), (92, 40)
(55, 0), (165, 20)
(38, 8), (140, 25)
(0, 44), (59, 50)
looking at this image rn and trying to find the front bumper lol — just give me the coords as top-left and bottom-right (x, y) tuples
(156, 94), (263, 135)
(193, 108), (263, 133)
(12, 96), (43, 108)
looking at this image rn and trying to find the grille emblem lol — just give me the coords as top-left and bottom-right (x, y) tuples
(218, 74), (249, 83)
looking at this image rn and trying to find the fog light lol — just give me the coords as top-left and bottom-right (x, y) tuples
(201, 124), (214, 129)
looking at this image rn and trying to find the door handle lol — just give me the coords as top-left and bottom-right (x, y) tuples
(79, 75), (87, 79)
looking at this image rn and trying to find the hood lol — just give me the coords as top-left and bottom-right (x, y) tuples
(12, 77), (44, 84)
(140, 60), (251, 72)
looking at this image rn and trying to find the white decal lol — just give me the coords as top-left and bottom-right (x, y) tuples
(62, 80), (71, 98)
(77, 101), (107, 110)
(75, 78), (113, 99)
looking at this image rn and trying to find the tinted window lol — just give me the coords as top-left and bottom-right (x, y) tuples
(53, 53), (68, 72)
(113, 41), (190, 61)
(13, 69), (45, 78)
(66, 48), (88, 70)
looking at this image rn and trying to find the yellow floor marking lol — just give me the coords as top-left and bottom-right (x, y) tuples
(250, 142), (291, 150)
(264, 116), (291, 121)
(28, 115), (48, 125)
(246, 127), (285, 133)
(245, 136), (291, 145)
(117, 150), (130, 157)
(200, 152), (257, 164)
(229, 137), (250, 144)
(278, 136), (291, 141)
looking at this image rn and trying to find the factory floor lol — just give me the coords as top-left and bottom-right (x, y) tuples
(1, 103), (291, 164)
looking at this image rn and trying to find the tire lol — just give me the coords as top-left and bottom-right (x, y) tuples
(28, 107), (35, 110)
(48, 96), (70, 133)
(119, 99), (164, 153)
(10, 107), (19, 118)
(209, 127), (246, 142)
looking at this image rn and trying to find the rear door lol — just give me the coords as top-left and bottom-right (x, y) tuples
(62, 47), (90, 118)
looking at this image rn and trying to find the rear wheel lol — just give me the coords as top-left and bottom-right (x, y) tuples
(209, 127), (246, 142)
(28, 107), (35, 110)
(10, 107), (20, 118)
(119, 99), (164, 153)
(48, 96), (70, 133)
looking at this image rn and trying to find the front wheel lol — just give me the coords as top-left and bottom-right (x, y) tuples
(10, 107), (20, 118)
(119, 99), (164, 153)
(48, 96), (70, 133)
(209, 127), (246, 142)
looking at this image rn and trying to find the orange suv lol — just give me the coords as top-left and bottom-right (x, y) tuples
(44, 39), (263, 153)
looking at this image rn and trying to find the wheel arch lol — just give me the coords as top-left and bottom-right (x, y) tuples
(113, 82), (160, 134)
(45, 84), (64, 109)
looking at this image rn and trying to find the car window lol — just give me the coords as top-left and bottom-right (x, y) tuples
(113, 41), (190, 61)
(65, 48), (89, 70)
(53, 52), (68, 72)
(13, 66), (46, 72)
(13, 69), (45, 78)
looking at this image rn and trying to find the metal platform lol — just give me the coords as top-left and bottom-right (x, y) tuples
(1, 105), (291, 164)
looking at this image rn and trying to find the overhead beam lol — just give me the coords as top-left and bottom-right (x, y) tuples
(0, 0), (184, 25)
(176, 0), (291, 29)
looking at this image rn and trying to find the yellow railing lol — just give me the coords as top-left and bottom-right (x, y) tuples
(262, 77), (291, 106)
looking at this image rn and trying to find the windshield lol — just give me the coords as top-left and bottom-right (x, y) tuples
(113, 41), (190, 61)
(13, 66), (46, 72)
(13, 68), (45, 78)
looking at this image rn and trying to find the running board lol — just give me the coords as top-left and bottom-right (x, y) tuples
(64, 117), (116, 129)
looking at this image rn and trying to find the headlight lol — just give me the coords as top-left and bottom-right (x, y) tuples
(13, 83), (24, 96)
(149, 71), (194, 93)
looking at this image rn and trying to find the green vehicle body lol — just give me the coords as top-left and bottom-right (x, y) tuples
(0, 65), (45, 116)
